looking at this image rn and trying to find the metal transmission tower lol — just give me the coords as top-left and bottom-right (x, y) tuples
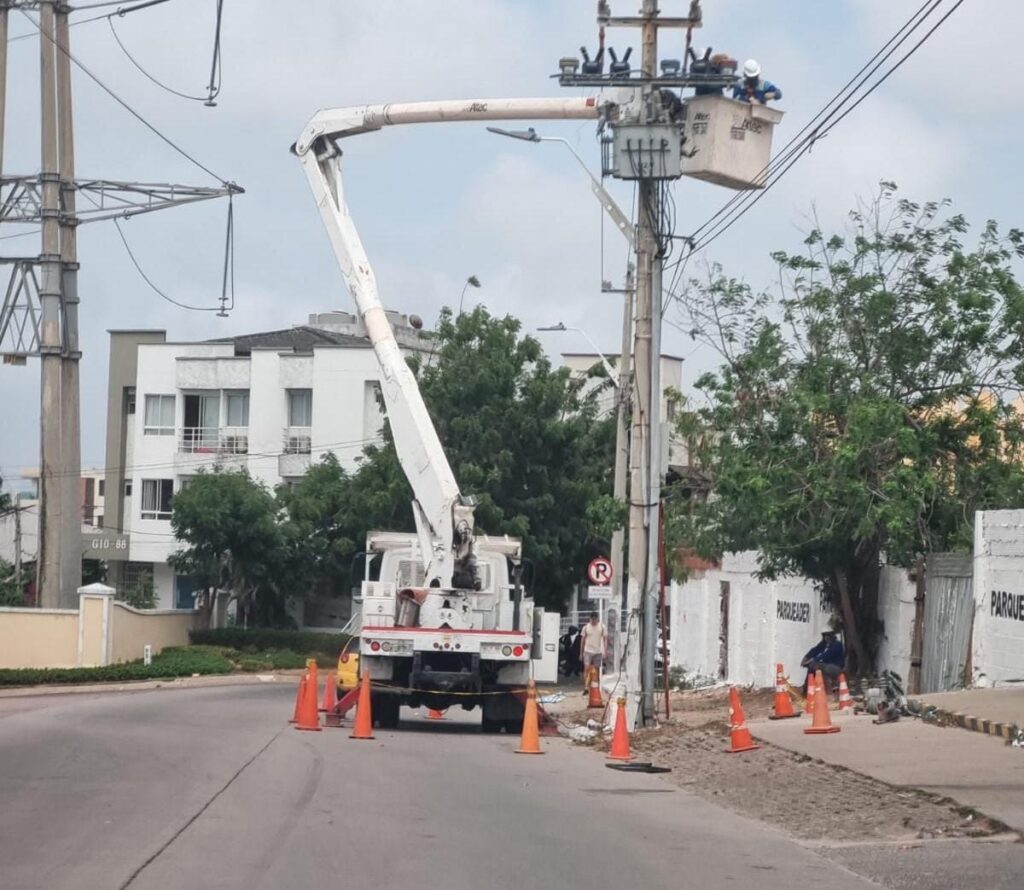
(0, 1), (240, 607)
(557, 0), (736, 726)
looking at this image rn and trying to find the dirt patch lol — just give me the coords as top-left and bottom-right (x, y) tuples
(568, 686), (1009, 844)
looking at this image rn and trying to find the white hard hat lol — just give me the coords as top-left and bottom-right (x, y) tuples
(742, 58), (761, 79)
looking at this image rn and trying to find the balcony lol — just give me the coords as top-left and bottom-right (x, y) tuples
(175, 427), (249, 472)
(279, 426), (311, 477)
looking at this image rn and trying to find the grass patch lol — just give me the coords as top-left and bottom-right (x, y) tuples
(189, 627), (349, 668)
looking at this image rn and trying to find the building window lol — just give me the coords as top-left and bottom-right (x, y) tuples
(174, 575), (195, 610)
(288, 389), (312, 426)
(140, 478), (173, 520)
(98, 479), (105, 497)
(125, 386), (136, 415)
(224, 391), (250, 427)
(144, 394), (176, 436)
(96, 514), (104, 529)
(124, 479), (133, 498)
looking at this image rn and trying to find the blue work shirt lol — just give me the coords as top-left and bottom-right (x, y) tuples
(804, 638), (844, 667)
(732, 78), (782, 103)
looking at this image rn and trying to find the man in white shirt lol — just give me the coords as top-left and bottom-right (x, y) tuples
(578, 611), (607, 676)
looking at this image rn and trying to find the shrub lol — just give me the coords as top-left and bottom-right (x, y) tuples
(0, 645), (233, 687)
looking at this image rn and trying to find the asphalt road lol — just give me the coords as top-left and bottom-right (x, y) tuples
(0, 683), (1018, 890)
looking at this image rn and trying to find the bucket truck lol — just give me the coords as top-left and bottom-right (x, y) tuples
(293, 96), (610, 729)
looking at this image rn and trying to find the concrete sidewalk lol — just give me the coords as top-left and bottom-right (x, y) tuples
(0, 671), (299, 699)
(916, 687), (1023, 742)
(751, 711), (1024, 833)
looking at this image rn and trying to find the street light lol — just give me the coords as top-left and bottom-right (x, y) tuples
(457, 275), (481, 315)
(486, 127), (635, 250)
(537, 322), (619, 386)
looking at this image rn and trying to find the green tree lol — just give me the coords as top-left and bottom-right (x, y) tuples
(281, 307), (617, 607)
(668, 186), (1024, 674)
(169, 469), (284, 627)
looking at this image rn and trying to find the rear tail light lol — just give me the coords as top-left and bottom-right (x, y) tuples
(369, 641), (381, 652)
(340, 654), (350, 664)
(512, 646), (524, 657)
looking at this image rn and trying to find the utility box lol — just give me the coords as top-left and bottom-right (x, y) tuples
(681, 96), (784, 191)
(610, 124), (683, 180)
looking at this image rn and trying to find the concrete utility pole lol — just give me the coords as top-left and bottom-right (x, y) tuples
(608, 264), (633, 669)
(624, 0), (660, 726)
(56, 3), (82, 601)
(0, 1), (8, 178)
(37, 0), (66, 609)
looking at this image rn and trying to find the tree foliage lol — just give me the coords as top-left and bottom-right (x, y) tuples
(668, 186), (1024, 673)
(169, 469), (283, 627)
(278, 307), (617, 607)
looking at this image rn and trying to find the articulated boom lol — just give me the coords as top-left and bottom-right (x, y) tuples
(294, 97), (604, 589)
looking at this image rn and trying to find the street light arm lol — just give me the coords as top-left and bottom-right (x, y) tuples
(538, 137), (635, 251)
(572, 326), (620, 384)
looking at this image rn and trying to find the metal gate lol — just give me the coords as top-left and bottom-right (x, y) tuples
(921, 553), (974, 693)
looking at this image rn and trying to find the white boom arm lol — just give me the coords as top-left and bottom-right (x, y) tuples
(294, 97), (602, 588)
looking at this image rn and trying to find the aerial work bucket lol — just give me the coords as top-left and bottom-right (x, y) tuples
(681, 96), (784, 191)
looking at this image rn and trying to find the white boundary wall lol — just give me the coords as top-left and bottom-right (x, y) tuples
(973, 511), (1024, 686)
(670, 552), (915, 687)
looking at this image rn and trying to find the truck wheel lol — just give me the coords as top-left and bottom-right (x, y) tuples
(481, 716), (502, 734)
(373, 694), (401, 729)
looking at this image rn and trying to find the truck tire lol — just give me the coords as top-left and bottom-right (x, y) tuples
(373, 694), (401, 729)
(481, 715), (502, 734)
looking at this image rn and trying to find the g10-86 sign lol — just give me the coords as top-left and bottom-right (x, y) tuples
(83, 531), (129, 562)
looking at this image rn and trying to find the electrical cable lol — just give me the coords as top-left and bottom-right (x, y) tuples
(7, 0), (174, 43)
(688, 0), (966, 257)
(675, 0), (962, 262)
(662, 0), (944, 301)
(21, 432), (388, 482)
(106, 15), (213, 102)
(19, 8), (233, 186)
(684, 0), (944, 251)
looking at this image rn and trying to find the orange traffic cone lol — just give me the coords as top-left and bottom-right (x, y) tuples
(804, 670), (841, 734)
(769, 663), (798, 720)
(289, 674), (306, 724)
(516, 678), (543, 755)
(587, 666), (604, 709)
(295, 662), (322, 732)
(350, 672), (375, 740)
(727, 686), (760, 753)
(804, 672), (816, 715)
(607, 697), (632, 761)
(837, 673), (853, 711)
(320, 672), (337, 714)
(426, 708), (446, 720)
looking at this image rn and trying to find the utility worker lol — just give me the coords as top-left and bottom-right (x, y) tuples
(801, 628), (845, 694)
(732, 59), (782, 104)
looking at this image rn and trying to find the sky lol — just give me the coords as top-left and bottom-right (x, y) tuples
(1, 0), (1021, 481)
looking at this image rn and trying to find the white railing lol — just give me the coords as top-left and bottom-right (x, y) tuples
(177, 427), (249, 455)
(282, 427), (312, 455)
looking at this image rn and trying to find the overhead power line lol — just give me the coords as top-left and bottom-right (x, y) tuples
(18, 8), (234, 186)
(665, 0), (967, 301)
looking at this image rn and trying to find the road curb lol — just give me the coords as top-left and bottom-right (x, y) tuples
(0, 671), (304, 699)
(909, 698), (1022, 745)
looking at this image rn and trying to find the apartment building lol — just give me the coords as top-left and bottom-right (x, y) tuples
(103, 311), (432, 611)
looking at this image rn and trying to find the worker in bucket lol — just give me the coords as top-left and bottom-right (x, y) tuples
(732, 59), (782, 104)
(801, 628), (845, 695)
(578, 611), (608, 682)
